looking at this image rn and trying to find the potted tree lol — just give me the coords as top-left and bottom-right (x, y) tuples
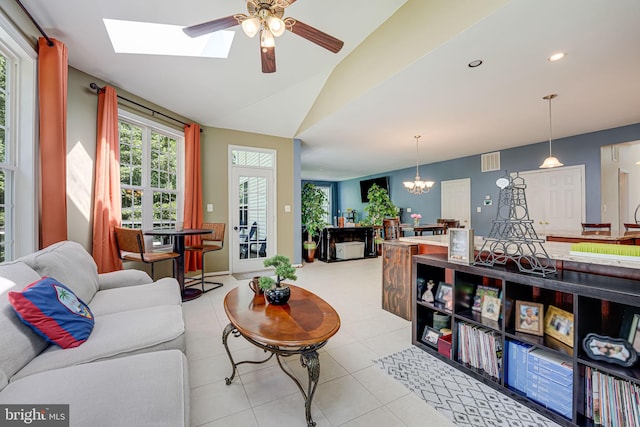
(258, 255), (297, 305)
(361, 183), (399, 255)
(362, 183), (399, 227)
(301, 183), (328, 262)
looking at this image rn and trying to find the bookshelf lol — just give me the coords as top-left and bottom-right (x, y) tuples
(412, 253), (640, 427)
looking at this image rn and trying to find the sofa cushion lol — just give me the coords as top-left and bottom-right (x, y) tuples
(8, 277), (95, 349)
(0, 350), (189, 427)
(18, 241), (100, 304)
(89, 277), (181, 317)
(12, 305), (185, 381)
(0, 262), (49, 387)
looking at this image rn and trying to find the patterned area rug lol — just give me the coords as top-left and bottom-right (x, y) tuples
(374, 346), (561, 427)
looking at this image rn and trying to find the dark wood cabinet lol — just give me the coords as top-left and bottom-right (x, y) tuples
(318, 227), (377, 262)
(412, 253), (640, 427)
(382, 241), (417, 320)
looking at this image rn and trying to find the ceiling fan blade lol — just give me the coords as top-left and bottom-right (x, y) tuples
(261, 46), (276, 73)
(285, 18), (343, 53)
(183, 15), (241, 38)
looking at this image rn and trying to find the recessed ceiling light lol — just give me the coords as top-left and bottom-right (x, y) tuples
(468, 59), (483, 68)
(103, 19), (234, 58)
(548, 52), (566, 62)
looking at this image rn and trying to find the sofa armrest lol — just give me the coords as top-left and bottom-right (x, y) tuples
(98, 269), (153, 290)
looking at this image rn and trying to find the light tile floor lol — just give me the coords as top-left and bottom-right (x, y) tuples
(185, 257), (454, 427)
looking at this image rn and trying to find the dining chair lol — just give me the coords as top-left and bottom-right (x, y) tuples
(624, 223), (640, 231)
(437, 218), (460, 234)
(382, 218), (401, 240)
(184, 223), (226, 293)
(581, 223), (611, 232)
(114, 226), (179, 280)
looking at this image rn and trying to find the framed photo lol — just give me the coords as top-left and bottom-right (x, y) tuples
(448, 228), (475, 265)
(481, 295), (501, 322)
(422, 325), (442, 348)
(582, 333), (638, 368)
(472, 285), (500, 312)
(544, 305), (574, 347)
(515, 300), (544, 336)
(619, 307), (640, 354)
(435, 282), (453, 312)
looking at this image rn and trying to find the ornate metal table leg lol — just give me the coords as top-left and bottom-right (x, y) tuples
(222, 323), (239, 385)
(301, 351), (320, 427)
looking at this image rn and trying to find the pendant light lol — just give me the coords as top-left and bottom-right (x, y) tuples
(539, 94), (564, 169)
(403, 135), (435, 195)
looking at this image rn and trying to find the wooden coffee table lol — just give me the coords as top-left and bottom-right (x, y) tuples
(222, 284), (340, 427)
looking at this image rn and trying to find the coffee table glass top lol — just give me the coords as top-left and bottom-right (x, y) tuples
(224, 284), (340, 347)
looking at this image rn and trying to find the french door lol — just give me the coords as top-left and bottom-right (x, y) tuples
(229, 147), (276, 273)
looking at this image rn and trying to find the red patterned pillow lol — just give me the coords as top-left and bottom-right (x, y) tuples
(8, 277), (95, 348)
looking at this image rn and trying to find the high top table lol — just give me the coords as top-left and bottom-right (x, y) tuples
(143, 228), (212, 301)
(222, 284), (340, 426)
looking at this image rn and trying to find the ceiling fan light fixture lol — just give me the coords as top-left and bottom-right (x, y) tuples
(260, 28), (275, 48)
(241, 17), (260, 38)
(267, 15), (286, 37)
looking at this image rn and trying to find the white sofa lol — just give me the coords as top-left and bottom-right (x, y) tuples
(0, 241), (189, 426)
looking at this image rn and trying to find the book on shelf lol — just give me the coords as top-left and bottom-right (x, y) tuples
(505, 340), (533, 393)
(585, 367), (640, 427)
(526, 348), (573, 419)
(457, 322), (502, 379)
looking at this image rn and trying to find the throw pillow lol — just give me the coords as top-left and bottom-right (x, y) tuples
(8, 277), (95, 348)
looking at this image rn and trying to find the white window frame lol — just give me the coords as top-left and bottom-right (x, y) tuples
(0, 12), (37, 260)
(118, 109), (184, 246)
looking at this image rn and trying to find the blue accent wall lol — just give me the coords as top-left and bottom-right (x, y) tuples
(337, 123), (640, 236)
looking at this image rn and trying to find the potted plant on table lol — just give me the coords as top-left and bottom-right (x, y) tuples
(259, 255), (297, 305)
(301, 183), (328, 262)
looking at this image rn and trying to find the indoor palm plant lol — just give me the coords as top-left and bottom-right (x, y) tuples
(301, 183), (328, 262)
(258, 255), (297, 305)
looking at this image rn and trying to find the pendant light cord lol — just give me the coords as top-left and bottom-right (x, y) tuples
(414, 136), (421, 178)
(548, 96), (553, 156)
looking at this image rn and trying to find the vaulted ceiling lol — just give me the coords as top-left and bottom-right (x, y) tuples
(19, 0), (640, 180)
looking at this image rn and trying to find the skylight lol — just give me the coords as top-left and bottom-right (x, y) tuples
(103, 19), (234, 58)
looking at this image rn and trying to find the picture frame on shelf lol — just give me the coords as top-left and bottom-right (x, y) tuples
(481, 295), (501, 322)
(422, 325), (442, 348)
(472, 285), (500, 312)
(544, 305), (574, 347)
(448, 228), (474, 265)
(582, 333), (638, 368)
(619, 307), (640, 353)
(455, 282), (474, 309)
(435, 282), (453, 312)
(515, 300), (544, 336)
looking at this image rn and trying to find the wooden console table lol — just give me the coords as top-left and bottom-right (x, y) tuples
(222, 285), (340, 427)
(317, 226), (377, 262)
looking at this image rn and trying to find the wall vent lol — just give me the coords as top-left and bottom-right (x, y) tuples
(481, 152), (501, 172)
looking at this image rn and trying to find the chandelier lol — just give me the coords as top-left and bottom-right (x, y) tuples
(539, 94), (564, 169)
(403, 135), (435, 195)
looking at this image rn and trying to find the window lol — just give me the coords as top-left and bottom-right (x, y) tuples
(0, 14), (37, 260)
(119, 111), (183, 246)
(318, 186), (332, 225)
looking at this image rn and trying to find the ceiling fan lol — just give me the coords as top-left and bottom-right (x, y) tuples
(183, 0), (344, 73)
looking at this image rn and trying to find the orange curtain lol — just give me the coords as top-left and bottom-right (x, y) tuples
(91, 86), (123, 273)
(38, 38), (68, 248)
(184, 123), (203, 272)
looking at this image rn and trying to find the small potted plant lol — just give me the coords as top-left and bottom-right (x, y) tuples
(258, 255), (297, 305)
(301, 183), (328, 262)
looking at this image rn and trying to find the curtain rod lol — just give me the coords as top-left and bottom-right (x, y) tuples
(89, 83), (199, 130)
(14, 0), (54, 47)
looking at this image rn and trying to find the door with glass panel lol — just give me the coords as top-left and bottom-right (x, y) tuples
(230, 148), (276, 273)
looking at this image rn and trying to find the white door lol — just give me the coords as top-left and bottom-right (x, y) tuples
(229, 147), (276, 273)
(441, 178), (471, 228)
(516, 165), (585, 235)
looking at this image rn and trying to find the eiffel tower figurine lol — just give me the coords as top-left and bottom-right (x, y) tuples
(474, 172), (556, 276)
